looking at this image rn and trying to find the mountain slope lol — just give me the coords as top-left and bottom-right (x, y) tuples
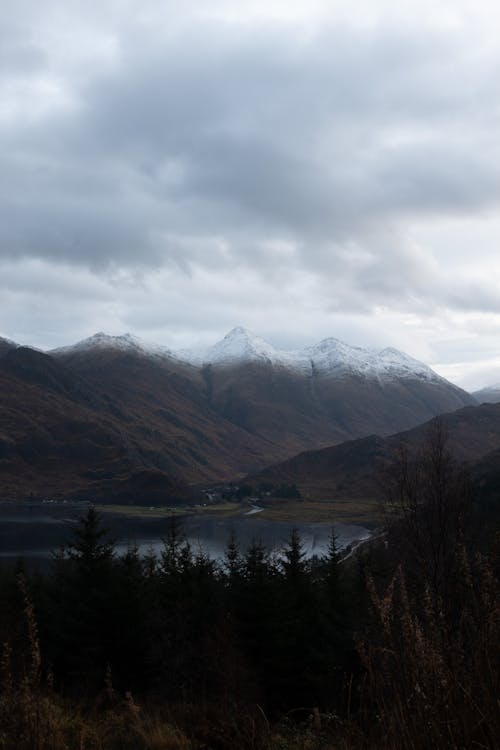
(248, 401), (500, 501)
(0, 328), (477, 502)
(472, 384), (500, 404)
(0, 336), (19, 357)
(188, 328), (474, 448)
(51, 344), (278, 477)
(0, 346), (193, 503)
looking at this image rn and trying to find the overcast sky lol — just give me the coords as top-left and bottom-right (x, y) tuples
(1, 0), (499, 389)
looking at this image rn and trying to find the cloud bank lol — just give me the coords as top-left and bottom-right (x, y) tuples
(1, 0), (499, 388)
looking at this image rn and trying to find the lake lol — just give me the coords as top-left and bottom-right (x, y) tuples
(0, 501), (371, 568)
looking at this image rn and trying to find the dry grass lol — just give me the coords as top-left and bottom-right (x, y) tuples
(256, 499), (381, 525)
(360, 542), (500, 750)
(94, 498), (382, 525)
(95, 501), (242, 518)
(191, 501), (244, 516)
(0, 575), (191, 750)
(0, 692), (193, 750)
(95, 504), (184, 518)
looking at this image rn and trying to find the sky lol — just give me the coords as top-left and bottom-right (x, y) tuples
(1, 0), (499, 390)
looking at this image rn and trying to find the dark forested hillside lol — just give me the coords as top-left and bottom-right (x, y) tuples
(1, 426), (498, 750)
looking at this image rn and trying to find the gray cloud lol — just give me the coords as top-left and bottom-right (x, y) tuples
(1, 1), (500, 385)
(3, 17), (498, 263)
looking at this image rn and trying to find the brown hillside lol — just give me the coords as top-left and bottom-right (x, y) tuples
(248, 402), (500, 501)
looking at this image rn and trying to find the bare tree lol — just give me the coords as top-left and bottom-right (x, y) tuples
(361, 420), (499, 750)
(383, 417), (471, 607)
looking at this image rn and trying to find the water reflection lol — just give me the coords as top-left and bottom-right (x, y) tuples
(0, 501), (371, 566)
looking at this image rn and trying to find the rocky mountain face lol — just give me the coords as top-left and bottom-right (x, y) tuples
(0, 327), (475, 502)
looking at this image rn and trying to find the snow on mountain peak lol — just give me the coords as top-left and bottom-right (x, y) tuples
(304, 338), (439, 381)
(211, 327), (279, 362)
(0, 335), (19, 356)
(0, 335), (19, 348)
(177, 328), (442, 382)
(48, 327), (443, 384)
(50, 332), (173, 359)
(180, 326), (284, 366)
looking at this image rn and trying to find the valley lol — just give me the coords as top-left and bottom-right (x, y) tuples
(1, 326), (498, 750)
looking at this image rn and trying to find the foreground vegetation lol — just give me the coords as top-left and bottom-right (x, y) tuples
(0, 422), (498, 749)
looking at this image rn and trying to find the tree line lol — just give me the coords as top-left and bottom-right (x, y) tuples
(0, 509), (359, 716)
(0, 420), (498, 749)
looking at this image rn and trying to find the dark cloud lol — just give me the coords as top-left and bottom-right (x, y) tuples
(2, 16), (498, 271)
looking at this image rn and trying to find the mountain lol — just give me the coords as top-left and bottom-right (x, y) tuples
(248, 401), (500, 502)
(179, 326), (449, 382)
(0, 327), (476, 502)
(50, 338), (277, 478)
(175, 327), (474, 450)
(0, 344), (194, 503)
(51, 331), (175, 360)
(472, 384), (500, 404)
(0, 336), (19, 357)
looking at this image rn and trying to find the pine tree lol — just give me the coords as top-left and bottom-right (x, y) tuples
(281, 527), (308, 582)
(324, 527), (340, 598)
(47, 506), (116, 689)
(64, 506), (115, 574)
(224, 530), (243, 584)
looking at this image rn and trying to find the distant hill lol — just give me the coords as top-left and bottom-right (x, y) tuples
(472, 385), (500, 404)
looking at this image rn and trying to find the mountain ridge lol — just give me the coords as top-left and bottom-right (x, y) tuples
(472, 384), (500, 404)
(247, 401), (500, 502)
(50, 326), (457, 386)
(0, 328), (477, 503)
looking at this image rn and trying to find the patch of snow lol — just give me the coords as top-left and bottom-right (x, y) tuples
(472, 383), (500, 402)
(0, 335), (19, 347)
(0, 335), (21, 357)
(47, 327), (446, 384)
(476, 383), (500, 392)
(177, 327), (443, 383)
(50, 332), (175, 360)
(179, 327), (310, 371)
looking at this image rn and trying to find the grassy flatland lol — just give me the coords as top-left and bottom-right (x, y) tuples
(95, 501), (242, 518)
(94, 498), (382, 525)
(256, 497), (383, 525)
(95, 504), (182, 518)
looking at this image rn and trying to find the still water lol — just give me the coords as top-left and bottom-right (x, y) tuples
(0, 501), (371, 567)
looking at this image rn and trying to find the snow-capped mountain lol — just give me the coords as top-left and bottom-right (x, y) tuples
(178, 326), (443, 383)
(0, 325), (477, 500)
(51, 332), (175, 360)
(303, 339), (439, 382)
(51, 326), (452, 385)
(0, 335), (19, 356)
(178, 327), (302, 369)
